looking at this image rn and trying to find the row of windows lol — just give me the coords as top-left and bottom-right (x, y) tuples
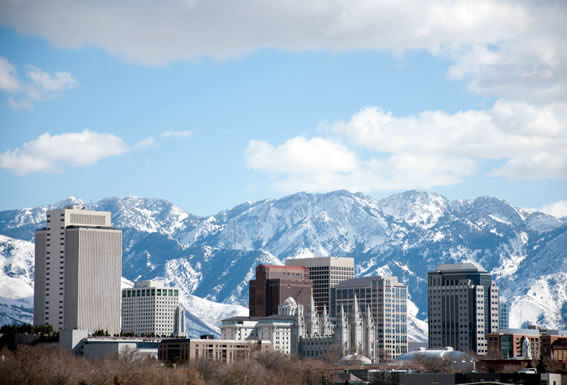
(122, 288), (179, 297)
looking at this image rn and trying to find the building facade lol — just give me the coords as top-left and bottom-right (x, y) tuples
(34, 206), (122, 334)
(331, 276), (408, 360)
(221, 315), (295, 354)
(158, 338), (272, 363)
(121, 280), (185, 337)
(428, 263), (499, 355)
(499, 298), (509, 330)
(285, 257), (354, 313)
(487, 328), (541, 359)
(249, 264), (313, 316)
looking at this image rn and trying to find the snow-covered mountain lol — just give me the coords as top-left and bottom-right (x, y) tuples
(1, 190), (565, 341)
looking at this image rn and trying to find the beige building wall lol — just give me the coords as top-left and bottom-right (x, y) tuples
(285, 257), (354, 312)
(34, 206), (114, 331)
(64, 227), (122, 335)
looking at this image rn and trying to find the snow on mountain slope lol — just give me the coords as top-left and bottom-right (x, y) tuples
(0, 191), (566, 342)
(0, 235), (34, 299)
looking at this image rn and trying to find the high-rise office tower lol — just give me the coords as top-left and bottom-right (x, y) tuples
(121, 280), (186, 337)
(34, 206), (122, 334)
(331, 275), (408, 360)
(499, 297), (509, 330)
(249, 264), (313, 317)
(428, 263), (499, 355)
(285, 257), (354, 313)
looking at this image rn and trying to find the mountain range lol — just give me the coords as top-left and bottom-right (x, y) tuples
(1, 190), (566, 340)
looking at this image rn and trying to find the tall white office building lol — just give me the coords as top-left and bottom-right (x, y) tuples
(428, 263), (499, 355)
(331, 276), (408, 360)
(34, 206), (122, 334)
(121, 280), (186, 337)
(285, 257), (354, 313)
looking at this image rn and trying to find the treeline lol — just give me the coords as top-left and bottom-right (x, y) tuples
(0, 345), (333, 385)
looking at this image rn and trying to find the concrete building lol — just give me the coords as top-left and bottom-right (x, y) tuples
(221, 315), (295, 354)
(499, 297), (509, 330)
(249, 264), (313, 316)
(285, 257), (354, 313)
(34, 206), (122, 334)
(121, 280), (186, 337)
(158, 338), (272, 363)
(428, 263), (499, 355)
(331, 276), (408, 360)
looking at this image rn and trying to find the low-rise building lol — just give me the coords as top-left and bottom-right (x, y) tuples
(221, 315), (295, 354)
(157, 338), (272, 363)
(487, 328), (541, 359)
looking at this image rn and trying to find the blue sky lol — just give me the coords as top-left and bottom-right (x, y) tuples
(0, 1), (565, 217)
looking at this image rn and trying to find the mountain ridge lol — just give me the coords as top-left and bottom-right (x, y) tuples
(1, 190), (565, 340)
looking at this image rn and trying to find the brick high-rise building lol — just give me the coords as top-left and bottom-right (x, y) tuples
(249, 265), (312, 317)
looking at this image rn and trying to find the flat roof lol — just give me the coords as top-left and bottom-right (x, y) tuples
(433, 263), (488, 273)
(222, 315), (295, 322)
(260, 264), (306, 270)
(335, 275), (403, 288)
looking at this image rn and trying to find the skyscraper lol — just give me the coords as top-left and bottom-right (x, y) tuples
(121, 280), (186, 337)
(285, 257), (354, 313)
(331, 275), (408, 360)
(34, 205), (122, 334)
(428, 263), (499, 355)
(249, 264), (313, 317)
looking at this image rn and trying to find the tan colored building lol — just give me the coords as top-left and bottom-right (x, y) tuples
(158, 338), (272, 363)
(285, 257), (354, 313)
(34, 206), (122, 334)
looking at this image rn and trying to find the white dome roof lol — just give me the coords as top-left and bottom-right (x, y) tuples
(283, 297), (297, 308)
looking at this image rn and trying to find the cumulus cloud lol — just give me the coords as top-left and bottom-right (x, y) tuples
(0, 58), (77, 110)
(246, 137), (358, 174)
(162, 130), (193, 137)
(539, 201), (567, 219)
(246, 101), (567, 192)
(0, 1), (563, 106)
(0, 130), (153, 175)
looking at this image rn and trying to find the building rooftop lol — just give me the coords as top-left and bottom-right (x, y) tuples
(433, 263), (488, 273)
(222, 315), (295, 323)
(335, 275), (403, 288)
(259, 264), (307, 270)
(491, 328), (541, 336)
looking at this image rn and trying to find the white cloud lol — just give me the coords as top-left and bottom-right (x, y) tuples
(0, 57), (20, 91)
(246, 137), (358, 174)
(26, 67), (77, 91)
(539, 201), (567, 219)
(0, 130), (153, 175)
(0, 58), (78, 110)
(0, 1), (563, 107)
(162, 130), (193, 137)
(246, 100), (567, 192)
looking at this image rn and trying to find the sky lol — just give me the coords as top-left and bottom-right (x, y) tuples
(0, 0), (565, 217)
